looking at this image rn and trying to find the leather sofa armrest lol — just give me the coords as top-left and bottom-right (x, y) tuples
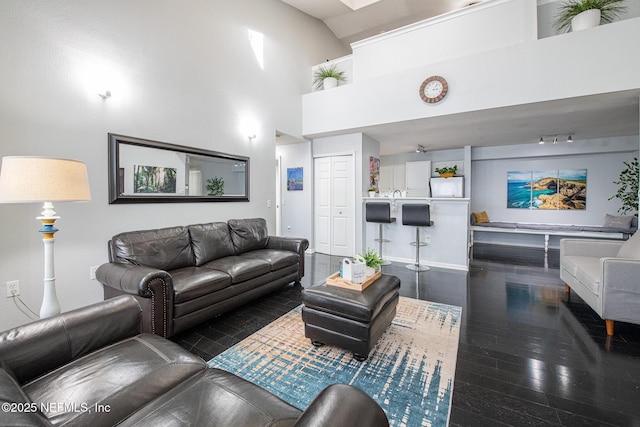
(267, 236), (309, 254)
(0, 296), (141, 385)
(294, 384), (388, 427)
(560, 238), (623, 258)
(96, 263), (174, 337)
(96, 263), (173, 297)
(267, 236), (310, 281)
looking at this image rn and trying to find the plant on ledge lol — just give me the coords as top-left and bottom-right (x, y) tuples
(313, 64), (346, 90)
(609, 157), (638, 215)
(554, 0), (627, 33)
(435, 165), (457, 177)
(206, 176), (225, 196)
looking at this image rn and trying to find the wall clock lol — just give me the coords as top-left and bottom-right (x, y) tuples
(419, 76), (448, 103)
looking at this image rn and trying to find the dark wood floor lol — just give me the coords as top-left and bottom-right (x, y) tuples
(172, 244), (640, 426)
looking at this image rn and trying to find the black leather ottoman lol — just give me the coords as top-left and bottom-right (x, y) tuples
(301, 274), (400, 361)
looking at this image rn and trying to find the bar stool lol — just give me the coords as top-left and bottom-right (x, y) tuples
(402, 204), (434, 271)
(365, 202), (396, 266)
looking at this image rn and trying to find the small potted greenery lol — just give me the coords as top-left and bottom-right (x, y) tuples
(313, 64), (346, 91)
(555, 0), (627, 33)
(435, 165), (457, 178)
(360, 248), (382, 276)
(206, 176), (224, 196)
(368, 186), (377, 197)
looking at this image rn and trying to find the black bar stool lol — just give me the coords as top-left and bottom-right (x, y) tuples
(365, 202), (396, 266)
(402, 204), (433, 271)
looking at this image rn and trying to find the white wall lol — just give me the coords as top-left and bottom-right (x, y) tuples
(351, 0), (537, 81)
(276, 141), (313, 246)
(0, 0), (348, 330)
(471, 136), (638, 226)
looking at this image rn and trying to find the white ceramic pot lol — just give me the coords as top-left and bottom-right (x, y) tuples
(369, 191), (376, 197)
(571, 9), (601, 32)
(365, 266), (376, 277)
(322, 77), (338, 90)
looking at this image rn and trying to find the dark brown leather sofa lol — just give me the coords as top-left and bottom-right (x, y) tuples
(96, 218), (308, 337)
(0, 296), (389, 427)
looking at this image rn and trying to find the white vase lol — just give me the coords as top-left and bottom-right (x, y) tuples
(571, 9), (601, 32)
(322, 77), (338, 90)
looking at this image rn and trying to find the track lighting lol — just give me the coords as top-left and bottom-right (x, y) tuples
(537, 134), (574, 145)
(415, 145), (426, 153)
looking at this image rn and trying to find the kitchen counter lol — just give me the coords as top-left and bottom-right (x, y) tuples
(362, 198), (470, 270)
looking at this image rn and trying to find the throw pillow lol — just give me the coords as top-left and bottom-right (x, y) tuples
(603, 214), (633, 231)
(473, 211), (490, 224)
(617, 231), (640, 260)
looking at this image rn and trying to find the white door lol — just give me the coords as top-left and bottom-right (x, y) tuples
(314, 155), (354, 257)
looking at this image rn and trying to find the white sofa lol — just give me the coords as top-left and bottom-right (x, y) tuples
(560, 231), (640, 335)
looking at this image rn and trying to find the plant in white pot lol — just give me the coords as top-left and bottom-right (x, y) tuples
(360, 248), (382, 277)
(313, 64), (346, 90)
(555, 0), (627, 33)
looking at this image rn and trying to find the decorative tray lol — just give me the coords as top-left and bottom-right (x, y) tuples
(326, 270), (382, 291)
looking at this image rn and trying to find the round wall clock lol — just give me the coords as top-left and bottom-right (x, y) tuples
(419, 76), (448, 103)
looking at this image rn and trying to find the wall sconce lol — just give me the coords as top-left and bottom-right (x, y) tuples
(248, 134), (256, 142)
(98, 90), (111, 99)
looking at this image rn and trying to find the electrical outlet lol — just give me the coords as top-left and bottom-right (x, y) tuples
(89, 266), (99, 280)
(6, 280), (20, 298)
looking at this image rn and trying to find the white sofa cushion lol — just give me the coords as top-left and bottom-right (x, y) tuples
(617, 231), (640, 259)
(561, 255), (596, 278)
(577, 262), (601, 295)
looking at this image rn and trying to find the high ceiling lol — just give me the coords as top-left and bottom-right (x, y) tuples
(281, 0), (639, 155)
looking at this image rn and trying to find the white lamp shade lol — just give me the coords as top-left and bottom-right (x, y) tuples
(0, 156), (91, 203)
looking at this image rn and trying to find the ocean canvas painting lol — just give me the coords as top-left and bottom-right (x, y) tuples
(507, 169), (586, 210)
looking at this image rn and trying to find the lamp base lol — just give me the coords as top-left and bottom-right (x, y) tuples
(40, 279), (61, 318)
(38, 202), (61, 318)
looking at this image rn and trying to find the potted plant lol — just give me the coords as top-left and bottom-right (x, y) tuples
(368, 186), (377, 197)
(359, 248), (382, 276)
(313, 64), (346, 90)
(435, 165), (457, 178)
(206, 176), (225, 196)
(609, 157), (638, 215)
(554, 0), (627, 33)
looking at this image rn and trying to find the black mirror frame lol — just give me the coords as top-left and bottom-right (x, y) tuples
(108, 133), (250, 204)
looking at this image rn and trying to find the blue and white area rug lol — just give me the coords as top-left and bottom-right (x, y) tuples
(209, 296), (462, 427)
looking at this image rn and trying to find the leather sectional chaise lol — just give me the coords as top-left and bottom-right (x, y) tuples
(0, 295), (389, 427)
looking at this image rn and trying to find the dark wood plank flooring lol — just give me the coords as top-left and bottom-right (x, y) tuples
(172, 243), (640, 426)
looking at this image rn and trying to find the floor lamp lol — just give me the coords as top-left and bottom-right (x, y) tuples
(0, 156), (91, 318)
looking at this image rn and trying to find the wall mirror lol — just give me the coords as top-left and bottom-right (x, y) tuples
(108, 133), (249, 204)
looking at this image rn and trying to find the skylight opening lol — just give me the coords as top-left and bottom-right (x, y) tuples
(339, 0), (382, 11)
